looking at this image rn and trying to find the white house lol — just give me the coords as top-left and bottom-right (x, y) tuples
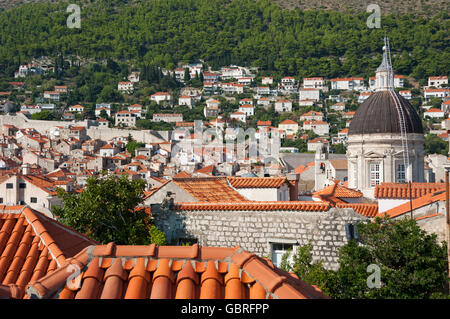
(99, 143), (119, 157)
(151, 92), (173, 105)
(118, 82), (134, 94)
(220, 83), (244, 94)
(428, 76), (448, 88)
(261, 77), (273, 85)
(358, 92), (372, 103)
(330, 102), (345, 112)
(424, 88), (449, 101)
(303, 77), (326, 90)
(68, 105), (84, 113)
(43, 91), (60, 101)
(238, 77), (253, 86)
(399, 90), (412, 100)
(274, 100), (292, 113)
(298, 99), (315, 107)
(230, 111), (246, 123)
(303, 120), (329, 136)
(238, 104), (254, 117)
(278, 120), (299, 136)
(206, 98), (221, 108)
(307, 138), (329, 152)
(178, 95), (194, 108)
(256, 87), (271, 95)
(299, 88), (320, 101)
(424, 108), (445, 119)
(331, 78), (365, 91)
(239, 98), (253, 106)
(300, 111), (324, 122)
(115, 110), (136, 127)
(257, 97), (271, 107)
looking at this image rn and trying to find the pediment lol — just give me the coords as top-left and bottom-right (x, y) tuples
(363, 151), (384, 158)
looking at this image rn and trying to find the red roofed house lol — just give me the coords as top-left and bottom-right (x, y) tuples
(151, 92), (173, 105)
(428, 76), (448, 88)
(303, 120), (329, 136)
(118, 82), (134, 94)
(374, 182), (446, 214)
(376, 186), (447, 243)
(278, 120), (299, 135)
(300, 111), (324, 122)
(307, 138), (329, 152)
(424, 108), (445, 119)
(331, 78), (365, 91)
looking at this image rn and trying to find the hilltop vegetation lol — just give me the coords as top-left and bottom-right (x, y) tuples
(0, 0), (448, 83)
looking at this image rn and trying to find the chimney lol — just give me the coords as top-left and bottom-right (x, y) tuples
(22, 163), (30, 175)
(287, 173), (300, 201)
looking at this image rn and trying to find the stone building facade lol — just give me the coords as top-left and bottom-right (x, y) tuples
(151, 204), (368, 270)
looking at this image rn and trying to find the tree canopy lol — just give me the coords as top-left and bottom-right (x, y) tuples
(53, 174), (166, 246)
(0, 0), (448, 82)
(282, 217), (449, 299)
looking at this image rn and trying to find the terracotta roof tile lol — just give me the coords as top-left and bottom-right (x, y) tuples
(313, 181), (362, 199)
(336, 203), (379, 218)
(25, 243), (328, 299)
(173, 177), (248, 202)
(377, 189), (446, 219)
(227, 177), (287, 189)
(173, 201), (330, 212)
(374, 182), (446, 199)
(0, 206), (96, 298)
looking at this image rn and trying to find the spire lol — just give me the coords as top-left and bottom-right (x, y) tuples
(375, 36), (394, 91)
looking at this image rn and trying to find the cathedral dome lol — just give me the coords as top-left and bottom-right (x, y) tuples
(348, 90), (423, 135)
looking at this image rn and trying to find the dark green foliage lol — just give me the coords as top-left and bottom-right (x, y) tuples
(53, 174), (166, 245)
(425, 134), (448, 156)
(286, 218), (449, 299)
(0, 1), (448, 82)
(31, 110), (53, 120)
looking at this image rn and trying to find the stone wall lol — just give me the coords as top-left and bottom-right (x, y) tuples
(0, 114), (168, 144)
(151, 206), (368, 270)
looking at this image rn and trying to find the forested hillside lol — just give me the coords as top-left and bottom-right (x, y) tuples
(0, 0), (448, 82)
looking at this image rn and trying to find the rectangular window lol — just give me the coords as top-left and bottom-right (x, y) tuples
(30, 197), (37, 203)
(369, 163), (380, 187)
(0, 198), (3, 204)
(271, 243), (294, 268)
(19, 183), (26, 189)
(6, 183), (13, 189)
(396, 164), (406, 183)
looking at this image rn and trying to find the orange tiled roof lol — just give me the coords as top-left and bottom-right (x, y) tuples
(174, 201), (330, 212)
(335, 203), (378, 218)
(377, 189), (446, 219)
(374, 182), (446, 199)
(227, 177), (287, 189)
(25, 243), (328, 299)
(0, 206), (97, 299)
(173, 177), (248, 202)
(173, 171), (191, 178)
(313, 181), (362, 199)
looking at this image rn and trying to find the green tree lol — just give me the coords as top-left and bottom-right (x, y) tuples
(31, 110), (53, 120)
(425, 134), (448, 155)
(287, 218), (449, 299)
(53, 174), (166, 245)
